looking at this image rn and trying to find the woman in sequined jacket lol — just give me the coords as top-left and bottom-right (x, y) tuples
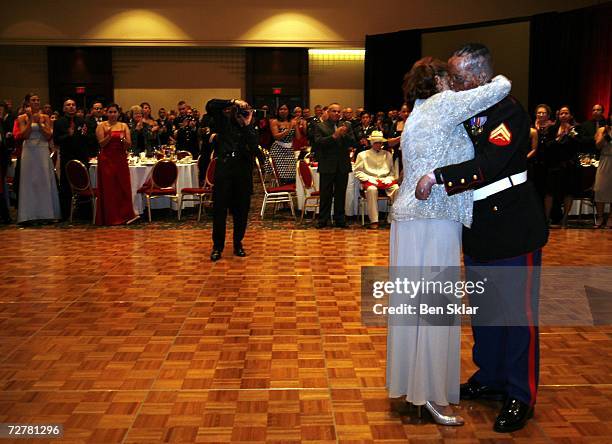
(386, 56), (510, 425)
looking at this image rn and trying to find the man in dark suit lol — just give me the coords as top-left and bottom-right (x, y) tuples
(85, 101), (105, 157)
(53, 98), (91, 219)
(416, 43), (548, 433)
(313, 102), (356, 228)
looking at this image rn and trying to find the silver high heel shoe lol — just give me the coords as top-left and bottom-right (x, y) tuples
(415, 402), (464, 426)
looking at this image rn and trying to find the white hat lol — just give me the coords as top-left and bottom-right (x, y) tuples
(368, 130), (387, 143)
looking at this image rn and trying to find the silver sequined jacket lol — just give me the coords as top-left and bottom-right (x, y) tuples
(391, 75), (511, 227)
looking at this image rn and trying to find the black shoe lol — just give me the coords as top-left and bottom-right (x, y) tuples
(334, 221), (348, 228)
(234, 247), (246, 257)
(210, 250), (222, 261)
(494, 398), (534, 433)
(316, 220), (329, 229)
(460, 380), (506, 401)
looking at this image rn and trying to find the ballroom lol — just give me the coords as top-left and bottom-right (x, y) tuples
(0, 1), (611, 442)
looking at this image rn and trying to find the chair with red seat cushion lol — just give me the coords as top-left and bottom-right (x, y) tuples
(65, 159), (98, 223)
(137, 159), (179, 222)
(255, 157), (295, 219)
(358, 186), (392, 226)
(177, 157), (216, 221)
(297, 160), (320, 222)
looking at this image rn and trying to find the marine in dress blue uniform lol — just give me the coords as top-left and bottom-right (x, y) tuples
(417, 44), (548, 433)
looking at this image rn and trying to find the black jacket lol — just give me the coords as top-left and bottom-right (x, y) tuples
(205, 99), (259, 191)
(53, 115), (90, 165)
(436, 96), (548, 261)
(313, 119), (356, 174)
(84, 116), (103, 156)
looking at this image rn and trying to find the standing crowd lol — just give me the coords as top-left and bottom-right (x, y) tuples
(0, 93), (610, 228)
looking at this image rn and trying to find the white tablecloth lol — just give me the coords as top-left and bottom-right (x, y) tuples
(295, 164), (360, 216)
(89, 162), (199, 215)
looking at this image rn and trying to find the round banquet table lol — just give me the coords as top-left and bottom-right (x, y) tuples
(89, 161), (199, 215)
(295, 163), (360, 216)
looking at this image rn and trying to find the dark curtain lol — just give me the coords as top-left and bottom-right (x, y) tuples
(529, 3), (612, 121)
(364, 30), (421, 113)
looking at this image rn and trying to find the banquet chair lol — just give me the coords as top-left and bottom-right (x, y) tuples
(270, 156), (296, 193)
(176, 150), (192, 160)
(267, 155), (296, 216)
(260, 151), (277, 188)
(65, 159), (98, 223)
(358, 185), (393, 226)
(137, 159), (179, 222)
(297, 159), (320, 222)
(255, 157), (296, 219)
(177, 157), (216, 222)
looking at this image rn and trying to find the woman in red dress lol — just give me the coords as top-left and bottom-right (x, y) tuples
(95, 103), (138, 225)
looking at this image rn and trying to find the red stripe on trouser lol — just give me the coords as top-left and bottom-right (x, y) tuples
(525, 252), (537, 406)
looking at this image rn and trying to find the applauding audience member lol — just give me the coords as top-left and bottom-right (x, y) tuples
(95, 103), (137, 226)
(313, 103), (356, 228)
(53, 98), (91, 218)
(17, 93), (61, 223)
(269, 104), (298, 184)
(544, 106), (580, 226)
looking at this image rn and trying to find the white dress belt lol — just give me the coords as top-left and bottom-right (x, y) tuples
(275, 140), (293, 149)
(473, 171), (528, 201)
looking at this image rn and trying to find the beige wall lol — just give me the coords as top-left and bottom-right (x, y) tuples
(309, 52), (364, 109)
(0, 46), (48, 108)
(0, 0), (599, 47)
(113, 47), (245, 112)
(422, 21), (531, 107)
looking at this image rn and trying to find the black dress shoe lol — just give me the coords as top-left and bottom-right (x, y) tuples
(210, 250), (222, 261)
(494, 398), (533, 433)
(334, 221), (348, 228)
(316, 220), (329, 229)
(234, 247), (247, 257)
(460, 380), (506, 400)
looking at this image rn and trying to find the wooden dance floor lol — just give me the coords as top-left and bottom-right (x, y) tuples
(0, 226), (611, 443)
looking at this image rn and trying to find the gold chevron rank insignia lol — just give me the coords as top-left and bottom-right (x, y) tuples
(489, 123), (512, 146)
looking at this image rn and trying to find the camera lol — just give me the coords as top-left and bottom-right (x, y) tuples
(238, 107), (252, 118)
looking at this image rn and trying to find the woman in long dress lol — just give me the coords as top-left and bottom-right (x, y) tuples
(95, 103), (138, 226)
(269, 104), (299, 183)
(387, 57), (511, 424)
(17, 93), (61, 223)
(594, 123), (612, 227)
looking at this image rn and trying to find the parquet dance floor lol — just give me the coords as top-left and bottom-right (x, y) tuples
(0, 225), (611, 443)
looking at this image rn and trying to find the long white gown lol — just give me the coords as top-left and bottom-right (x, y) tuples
(386, 75), (511, 405)
(17, 123), (61, 223)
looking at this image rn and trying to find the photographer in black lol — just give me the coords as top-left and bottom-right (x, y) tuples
(206, 98), (259, 261)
